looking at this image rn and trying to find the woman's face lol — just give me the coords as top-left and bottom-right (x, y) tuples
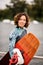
(18, 15), (26, 28)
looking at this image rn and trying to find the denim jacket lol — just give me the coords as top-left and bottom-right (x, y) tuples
(9, 26), (27, 58)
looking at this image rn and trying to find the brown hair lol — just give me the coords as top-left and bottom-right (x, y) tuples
(14, 12), (30, 28)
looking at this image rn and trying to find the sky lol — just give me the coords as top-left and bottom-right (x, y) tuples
(0, 0), (34, 10)
(0, 0), (10, 9)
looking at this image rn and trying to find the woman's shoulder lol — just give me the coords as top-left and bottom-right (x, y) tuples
(10, 27), (17, 35)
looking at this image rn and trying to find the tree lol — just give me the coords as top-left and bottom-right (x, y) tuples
(6, 0), (28, 17)
(32, 0), (43, 22)
(0, 0), (29, 21)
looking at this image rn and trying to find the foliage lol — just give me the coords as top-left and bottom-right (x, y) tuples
(0, 0), (43, 22)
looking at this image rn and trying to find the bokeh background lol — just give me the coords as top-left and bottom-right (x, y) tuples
(0, 0), (43, 65)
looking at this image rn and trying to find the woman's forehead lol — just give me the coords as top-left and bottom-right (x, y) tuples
(20, 15), (26, 19)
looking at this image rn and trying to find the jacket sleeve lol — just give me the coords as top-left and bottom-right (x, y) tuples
(9, 29), (18, 57)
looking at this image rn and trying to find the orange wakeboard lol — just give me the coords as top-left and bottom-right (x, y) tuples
(15, 33), (40, 65)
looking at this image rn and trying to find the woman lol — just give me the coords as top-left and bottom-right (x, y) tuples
(9, 12), (30, 65)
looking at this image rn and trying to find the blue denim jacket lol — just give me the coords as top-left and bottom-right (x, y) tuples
(9, 27), (27, 58)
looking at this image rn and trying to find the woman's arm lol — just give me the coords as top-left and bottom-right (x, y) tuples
(9, 28), (18, 58)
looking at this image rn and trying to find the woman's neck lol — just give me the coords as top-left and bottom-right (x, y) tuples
(16, 25), (23, 29)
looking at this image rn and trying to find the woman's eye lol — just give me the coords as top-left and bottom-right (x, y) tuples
(20, 19), (26, 21)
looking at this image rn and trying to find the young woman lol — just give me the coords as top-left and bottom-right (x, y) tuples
(9, 12), (30, 65)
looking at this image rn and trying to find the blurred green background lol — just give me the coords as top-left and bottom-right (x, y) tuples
(0, 0), (43, 22)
